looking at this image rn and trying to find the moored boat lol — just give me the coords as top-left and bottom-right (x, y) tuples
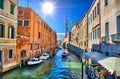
(39, 53), (49, 60)
(27, 58), (43, 66)
(62, 52), (68, 57)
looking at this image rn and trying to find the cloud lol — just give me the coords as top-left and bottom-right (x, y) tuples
(57, 32), (65, 36)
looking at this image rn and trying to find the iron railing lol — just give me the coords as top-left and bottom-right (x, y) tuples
(111, 33), (120, 43)
(101, 36), (109, 43)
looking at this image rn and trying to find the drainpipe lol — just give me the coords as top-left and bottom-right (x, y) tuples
(32, 11), (35, 57)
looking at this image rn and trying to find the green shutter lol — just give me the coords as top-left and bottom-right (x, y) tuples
(10, 5), (14, 15)
(8, 26), (10, 38)
(0, 0), (4, 9)
(1, 25), (5, 37)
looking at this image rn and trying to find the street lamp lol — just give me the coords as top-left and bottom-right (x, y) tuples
(81, 51), (85, 79)
(81, 57), (84, 79)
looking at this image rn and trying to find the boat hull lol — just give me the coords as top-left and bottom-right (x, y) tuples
(27, 59), (43, 66)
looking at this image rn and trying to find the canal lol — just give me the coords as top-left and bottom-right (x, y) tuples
(0, 47), (82, 79)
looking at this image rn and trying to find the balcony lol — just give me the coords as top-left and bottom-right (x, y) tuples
(102, 36), (110, 43)
(111, 33), (120, 43)
(0, 38), (16, 43)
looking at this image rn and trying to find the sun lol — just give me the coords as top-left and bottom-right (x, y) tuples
(41, 1), (55, 15)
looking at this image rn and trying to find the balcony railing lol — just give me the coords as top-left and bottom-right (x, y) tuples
(0, 38), (16, 43)
(102, 36), (110, 43)
(111, 33), (120, 43)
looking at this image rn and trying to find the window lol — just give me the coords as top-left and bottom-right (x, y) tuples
(93, 30), (95, 39)
(0, 0), (4, 9)
(97, 3), (100, 15)
(105, 22), (109, 36)
(95, 7), (97, 18)
(0, 24), (5, 38)
(117, 15), (120, 33)
(30, 43), (32, 50)
(0, 50), (2, 61)
(9, 49), (13, 58)
(24, 20), (29, 26)
(10, 4), (14, 15)
(92, 10), (94, 20)
(8, 26), (14, 39)
(38, 32), (41, 38)
(94, 29), (96, 39)
(88, 17), (90, 25)
(18, 20), (23, 26)
(94, 30), (96, 39)
(96, 29), (98, 38)
(104, 0), (108, 6)
(96, 29), (98, 39)
(98, 28), (100, 38)
(38, 44), (40, 49)
(84, 42), (87, 46)
(90, 14), (92, 23)
(89, 33), (91, 40)
(91, 32), (92, 40)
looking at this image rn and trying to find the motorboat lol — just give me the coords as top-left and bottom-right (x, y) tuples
(62, 52), (68, 57)
(27, 58), (43, 66)
(39, 53), (49, 60)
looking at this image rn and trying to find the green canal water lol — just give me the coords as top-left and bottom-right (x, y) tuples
(0, 48), (82, 79)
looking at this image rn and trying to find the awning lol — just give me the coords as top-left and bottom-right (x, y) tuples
(83, 52), (108, 64)
(98, 57), (120, 76)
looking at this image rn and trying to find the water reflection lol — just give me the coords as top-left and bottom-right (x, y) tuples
(45, 49), (82, 79)
(0, 48), (82, 79)
(0, 61), (55, 79)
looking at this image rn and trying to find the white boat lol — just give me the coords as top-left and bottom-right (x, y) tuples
(27, 58), (43, 66)
(39, 53), (49, 60)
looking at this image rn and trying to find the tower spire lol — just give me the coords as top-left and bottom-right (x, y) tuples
(65, 18), (68, 37)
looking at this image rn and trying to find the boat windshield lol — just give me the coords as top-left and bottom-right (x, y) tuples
(43, 54), (48, 56)
(30, 58), (38, 61)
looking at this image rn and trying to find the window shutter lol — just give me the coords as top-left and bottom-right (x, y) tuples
(10, 5), (14, 15)
(8, 26), (10, 38)
(117, 16), (120, 33)
(0, 0), (4, 9)
(2, 25), (4, 37)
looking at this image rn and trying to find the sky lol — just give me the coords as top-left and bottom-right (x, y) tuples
(18, 0), (93, 40)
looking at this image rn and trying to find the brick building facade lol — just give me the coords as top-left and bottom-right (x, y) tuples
(17, 7), (57, 64)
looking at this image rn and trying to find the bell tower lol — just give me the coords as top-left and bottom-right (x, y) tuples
(65, 18), (68, 37)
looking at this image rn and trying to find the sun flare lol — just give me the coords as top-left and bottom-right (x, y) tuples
(42, 1), (55, 15)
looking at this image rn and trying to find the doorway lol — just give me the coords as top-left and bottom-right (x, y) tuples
(0, 50), (2, 72)
(20, 50), (26, 59)
(0, 50), (2, 65)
